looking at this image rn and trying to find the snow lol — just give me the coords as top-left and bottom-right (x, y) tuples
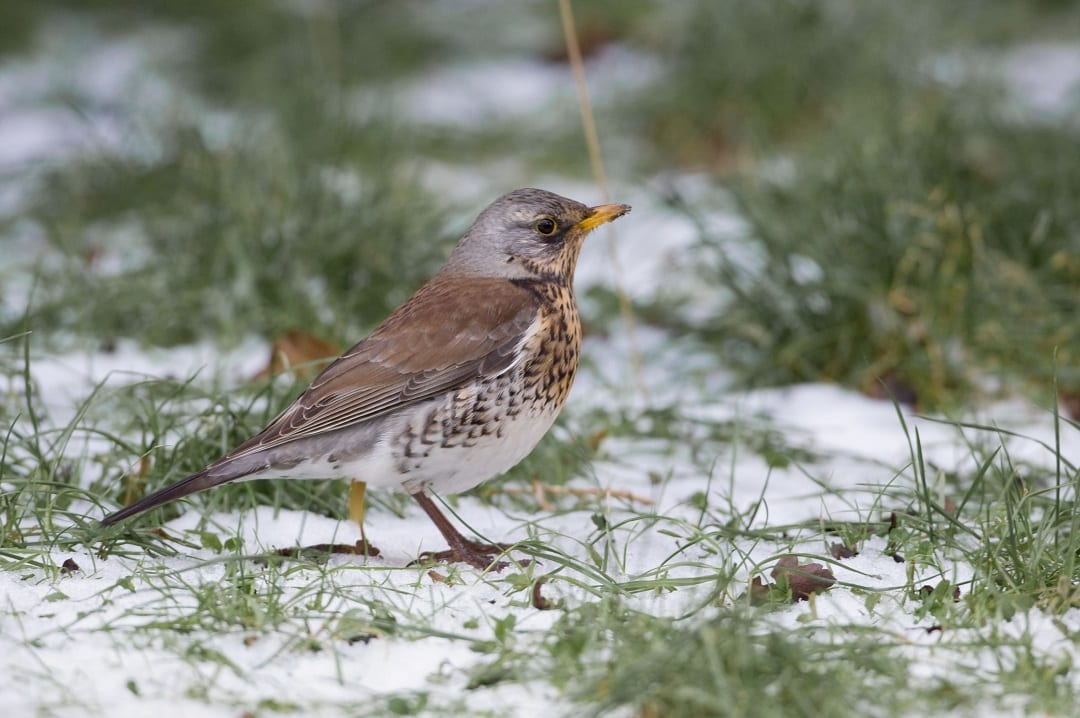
(1003, 43), (1080, 117)
(362, 44), (660, 129)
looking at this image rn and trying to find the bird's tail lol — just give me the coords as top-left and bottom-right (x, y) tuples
(100, 469), (228, 527)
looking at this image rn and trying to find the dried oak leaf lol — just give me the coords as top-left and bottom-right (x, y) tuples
(251, 329), (340, 382)
(771, 555), (836, 601)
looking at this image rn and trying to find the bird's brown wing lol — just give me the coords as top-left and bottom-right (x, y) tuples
(219, 276), (540, 463)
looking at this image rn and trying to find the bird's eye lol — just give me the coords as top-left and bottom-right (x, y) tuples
(534, 217), (557, 236)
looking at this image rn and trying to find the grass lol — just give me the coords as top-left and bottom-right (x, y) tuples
(677, 108), (1080, 409)
(4, 0), (1080, 716)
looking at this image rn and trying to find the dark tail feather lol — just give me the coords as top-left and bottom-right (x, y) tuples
(100, 469), (226, 526)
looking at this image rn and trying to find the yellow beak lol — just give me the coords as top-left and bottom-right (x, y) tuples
(575, 202), (632, 233)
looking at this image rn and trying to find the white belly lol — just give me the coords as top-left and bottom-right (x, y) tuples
(263, 381), (562, 496)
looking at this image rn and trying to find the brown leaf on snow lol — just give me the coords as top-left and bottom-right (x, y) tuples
(748, 576), (772, 605)
(920, 582), (962, 602)
(771, 555), (836, 601)
(251, 330), (340, 382)
(829, 542), (857, 560)
(531, 577), (556, 610)
(60, 558), (81, 575)
(1060, 390), (1080, 421)
(273, 541), (381, 561)
(543, 25), (617, 63)
(863, 372), (918, 407)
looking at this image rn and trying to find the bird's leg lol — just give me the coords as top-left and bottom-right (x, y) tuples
(347, 479), (380, 555)
(411, 490), (513, 572)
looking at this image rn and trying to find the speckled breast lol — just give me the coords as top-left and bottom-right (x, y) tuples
(393, 282), (582, 495)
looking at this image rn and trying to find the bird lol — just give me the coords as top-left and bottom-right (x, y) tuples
(101, 188), (631, 570)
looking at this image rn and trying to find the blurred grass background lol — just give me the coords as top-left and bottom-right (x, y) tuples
(2, 0), (1078, 412)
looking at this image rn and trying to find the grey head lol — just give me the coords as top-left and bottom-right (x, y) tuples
(441, 188), (631, 282)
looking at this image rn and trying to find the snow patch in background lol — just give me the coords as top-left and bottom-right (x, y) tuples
(1003, 42), (1080, 116)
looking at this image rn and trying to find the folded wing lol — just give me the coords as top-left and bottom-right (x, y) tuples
(218, 275), (540, 464)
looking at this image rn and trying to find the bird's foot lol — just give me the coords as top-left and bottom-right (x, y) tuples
(414, 539), (517, 572)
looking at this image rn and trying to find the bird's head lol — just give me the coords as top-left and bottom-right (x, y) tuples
(443, 188), (631, 283)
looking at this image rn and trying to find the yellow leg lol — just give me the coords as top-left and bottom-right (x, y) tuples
(348, 480), (368, 546)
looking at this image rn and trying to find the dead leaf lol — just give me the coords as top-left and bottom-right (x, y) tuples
(544, 25), (616, 63)
(922, 582), (961, 602)
(864, 372), (918, 407)
(1060, 390), (1080, 422)
(251, 329), (340, 382)
(60, 558), (81, 575)
(531, 577), (555, 610)
(428, 570), (448, 584)
(771, 555), (836, 601)
(829, 542), (857, 560)
(273, 541), (380, 560)
(748, 576), (772, 605)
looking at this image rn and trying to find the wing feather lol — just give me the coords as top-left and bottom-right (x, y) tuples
(216, 276), (539, 464)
